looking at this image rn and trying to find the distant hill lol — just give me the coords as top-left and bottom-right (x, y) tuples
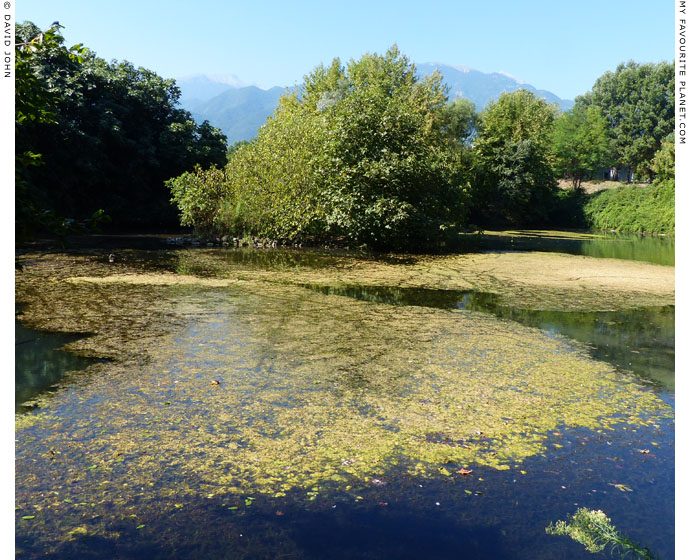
(175, 74), (263, 107)
(416, 63), (574, 111)
(177, 65), (573, 145)
(186, 86), (285, 145)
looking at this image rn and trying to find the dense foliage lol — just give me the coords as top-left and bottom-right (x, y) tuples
(169, 52), (675, 241)
(16, 22), (227, 236)
(578, 61), (674, 181)
(169, 46), (471, 249)
(551, 104), (612, 189)
(471, 90), (559, 226)
(19, 25), (672, 243)
(583, 179), (674, 234)
(15, 23), (88, 239)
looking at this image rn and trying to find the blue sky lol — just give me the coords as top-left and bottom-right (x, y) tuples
(17, 0), (674, 102)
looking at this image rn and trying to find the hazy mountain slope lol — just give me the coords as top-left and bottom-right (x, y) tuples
(416, 63), (574, 110)
(176, 75), (237, 108)
(188, 86), (285, 144)
(177, 65), (573, 143)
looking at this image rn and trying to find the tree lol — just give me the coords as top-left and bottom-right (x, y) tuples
(15, 22), (228, 231)
(472, 90), (559, 225)
(551, 103), (612, 189)
(15, 22), (87, 239)
(579, 61), (674, 181)
(316, 46), (469, 248)
(442, 97), (478, 146)
(175, 46), (471, 249)
(650, 138), (674, 182)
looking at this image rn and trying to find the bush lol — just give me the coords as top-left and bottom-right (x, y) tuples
(166, 165), (229, 235)
(584, 179), (674, 234)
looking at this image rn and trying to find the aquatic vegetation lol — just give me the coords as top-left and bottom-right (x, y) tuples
(546, 508), (655, 559)
(14, 248), (674, 551)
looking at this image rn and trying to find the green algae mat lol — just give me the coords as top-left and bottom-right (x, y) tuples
(15, 247), (674, 558)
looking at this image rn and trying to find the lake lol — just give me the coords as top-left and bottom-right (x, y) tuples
(15, 231), (674, 559)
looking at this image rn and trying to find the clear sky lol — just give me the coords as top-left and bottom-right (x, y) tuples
(17, 0), (674, 103)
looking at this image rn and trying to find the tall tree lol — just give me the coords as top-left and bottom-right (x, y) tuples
(15, 22), (87, 239)
(15, 22), (227, 231)
(472, 90), (559, 225)
(169, 46), (471, 249)
(551, 104), (613, 189)
(579, 61), (674, 181)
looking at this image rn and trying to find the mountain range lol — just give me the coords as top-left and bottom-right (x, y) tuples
(177, 63), (574, 145)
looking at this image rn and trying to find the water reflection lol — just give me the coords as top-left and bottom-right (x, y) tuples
(15, 321), (99, 409)
(303, 284), (674, 391)
(474, 230), (674, 266)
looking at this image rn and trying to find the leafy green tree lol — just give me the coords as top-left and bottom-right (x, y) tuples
(222, 89), (330, 239)
(650, 138), (674, 181)
(175, 46), (470, 249)
(579, 61), (674, 181)
(442, 97), (478, 146)
(15, 22), (87, 239)
(316, 46), (469, 248)
(472, 90), (559, 225)
(551, 103), (612, 189)
(16, 21), (227, 231)
(167, 165), (230, 235)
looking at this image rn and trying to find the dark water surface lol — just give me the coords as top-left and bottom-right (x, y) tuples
(15, 321), (102, 410)
(15, 232), (674, 559)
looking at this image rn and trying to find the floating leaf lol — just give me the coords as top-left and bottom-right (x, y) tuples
(21, 515), (36, 520)
(610, 483), (633, 492)
(457, 468), (473, 476)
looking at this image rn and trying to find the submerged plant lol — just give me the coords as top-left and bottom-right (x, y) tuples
(546, 508), (655, 559)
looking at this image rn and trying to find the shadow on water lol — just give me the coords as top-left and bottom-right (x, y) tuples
(473, 230), (674, 266)
(15, 321), (102, 410)
(16, 420), (674, 560)
(303, 284), (675, 392)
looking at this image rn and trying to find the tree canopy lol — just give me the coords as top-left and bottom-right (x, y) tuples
(16, 22), (227, 236)
(170, 46), (470, 249)
(578, 61), (674, 180)
(471, 90), (559, 225)
(551, 104), (612, 189)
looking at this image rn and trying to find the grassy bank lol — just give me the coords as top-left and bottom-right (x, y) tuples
(583, 179), (675, 235)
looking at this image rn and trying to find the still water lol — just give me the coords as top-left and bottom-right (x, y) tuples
(476, 230), (674, 266)
(15, 232), (674, 559)
(15, 321), (102, 410)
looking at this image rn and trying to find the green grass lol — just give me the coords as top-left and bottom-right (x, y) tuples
(583, 179), (674, 235)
